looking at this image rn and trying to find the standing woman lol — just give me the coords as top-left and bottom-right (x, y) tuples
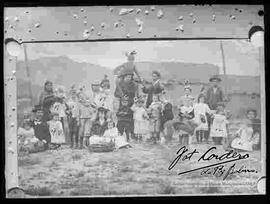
(142, 71), (164, 108)
(39, 80), (56, 122)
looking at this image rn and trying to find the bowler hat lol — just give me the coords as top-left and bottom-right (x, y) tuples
(209, 75), (222, 82)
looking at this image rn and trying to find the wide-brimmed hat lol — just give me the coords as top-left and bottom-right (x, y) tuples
(246, 108), (257, 116)
(91, 80), (101, 86)
(209, 75), (222, 82)
(97, 106), (109, 113)
(119, 68), (134, 77)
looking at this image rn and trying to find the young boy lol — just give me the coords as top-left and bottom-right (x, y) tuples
(31, 105), (51, 150)
(67, 90), (80, 149)
(116, 95), (133, 142)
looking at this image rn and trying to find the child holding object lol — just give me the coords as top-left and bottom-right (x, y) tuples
(210, 102), (229, 145)
(48, 112), (65, 149)
(131, 96), (149, 142)
(193, 94), (213, 143)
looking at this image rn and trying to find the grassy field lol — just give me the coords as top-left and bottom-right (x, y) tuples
(18, 133), (262, 197)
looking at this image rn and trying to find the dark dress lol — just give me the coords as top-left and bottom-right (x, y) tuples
(32, 119), (51, 148)
(142, 80), (164, 108)
(90, 119), (108, 136)
(39, 91), (56, 121)
(116, 105), (133, 140)
(114, 80), (138, 107)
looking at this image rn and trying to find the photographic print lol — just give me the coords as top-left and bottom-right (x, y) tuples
(4, 5), (265, 198)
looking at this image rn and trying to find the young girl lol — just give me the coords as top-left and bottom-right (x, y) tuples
(193, 94), (213, 143)
(131, 96), (149, 142)
(50, 86), (69, 144)
(89, 107), (109, 145)
(66, 90), (80, 148)
(210, 102), (229, 145)
(103, 120), (131, 149)
(48, 112), (65, 149)
(148, 94), (163, 144)
(246, 109), (261, 150)
(18, 118), (45, 154)
(231, 119), (254, 151)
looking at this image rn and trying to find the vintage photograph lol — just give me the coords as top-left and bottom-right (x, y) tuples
(4, 5), (265, 197)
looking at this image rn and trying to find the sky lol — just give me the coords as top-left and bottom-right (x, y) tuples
(17, 40), (262, 76)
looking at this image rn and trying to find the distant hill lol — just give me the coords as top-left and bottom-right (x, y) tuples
(16, 56), (260, 105)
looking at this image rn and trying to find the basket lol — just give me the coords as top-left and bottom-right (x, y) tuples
(88, 141), (115, 152)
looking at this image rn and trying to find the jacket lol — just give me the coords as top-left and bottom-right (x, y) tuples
(206, 86), (224, 110)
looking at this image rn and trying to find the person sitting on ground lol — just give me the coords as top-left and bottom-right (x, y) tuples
(246, 109), (261, 150)
(103, 119), (132, 149)
(31, 105), (51, 150)
(18, 118), (45, 154)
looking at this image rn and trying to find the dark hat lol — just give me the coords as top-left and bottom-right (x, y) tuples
(209, 75), (222, 82)
(97, 106), (109, 113)
(32, 105), (42, 112)
(216, 101), (225, 108)
(44, 80), (53, 86)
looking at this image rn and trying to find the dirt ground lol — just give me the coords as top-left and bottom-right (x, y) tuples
(18, 121), (262, 197)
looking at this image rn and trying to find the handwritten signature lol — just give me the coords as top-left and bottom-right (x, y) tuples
(168, 146), (257, 180)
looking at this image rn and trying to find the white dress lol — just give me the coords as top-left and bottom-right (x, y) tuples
(48, 120), (65, 144)
(193, 103), (211, 131)
(50, 102), (66, 118)
(131, 105), (149, 135)
(103, 127), (130, 149)
(231, 127), (254, 151)
(210, 114), (228, 138)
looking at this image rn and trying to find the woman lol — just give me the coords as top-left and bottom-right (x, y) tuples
(142, 71), (164, 108)
(39, 80), (56, 122)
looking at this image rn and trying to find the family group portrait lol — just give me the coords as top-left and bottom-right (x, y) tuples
(13, 38), (263, 196)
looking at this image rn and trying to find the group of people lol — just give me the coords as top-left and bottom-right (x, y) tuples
(17, 51), (261, 154)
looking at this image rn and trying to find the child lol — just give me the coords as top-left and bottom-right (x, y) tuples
(48, 112), (65, 148)
(147, 94), (163, 144)
(78, 92), (96, 149)
(31, 105), (51, 150)
(116, 95), (133, 142)
(50, 86), (69, 144)
(18, 118), (45, 154)
(66, 90), (80, 148)
(89, 107), (109, 145)
(246, 109), (261, 150)
(131, 96), (149, 142)
(231, 119), (254, 151)
(160, 100), (174, 143)
(103, 119), (131, 149)
(193, 94), (213, 143)
(173, 121), (189, 145)
(210, 102), (229, 145)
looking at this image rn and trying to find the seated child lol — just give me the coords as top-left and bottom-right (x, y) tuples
(210, 102), (229, 145)
(173, 121), (189, 145)
(18, 118), (45, 154)
(231, 119), (254, 151)
(48, 112), (65, 149)
(103, 120), (131, 149)
(246, 109), (261, 150)
(31, 105), (51, 150)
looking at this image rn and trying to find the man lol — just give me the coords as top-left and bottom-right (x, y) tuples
(206, 75), (224, 110)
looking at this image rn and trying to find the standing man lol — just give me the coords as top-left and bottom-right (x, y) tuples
(206, 75), (224, 110)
